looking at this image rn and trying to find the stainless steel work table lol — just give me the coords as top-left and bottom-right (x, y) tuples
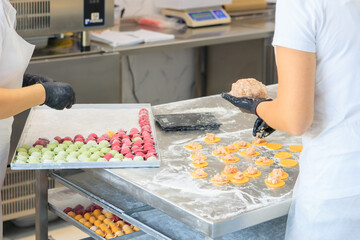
(36, 85), (302, 239)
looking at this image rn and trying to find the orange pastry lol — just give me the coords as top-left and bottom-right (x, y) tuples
(230, 171), (249, 185)
(240, 147), (260, 157)
(234, 141), (251, 149)
(289, 144), (303, 152)
(116, 220), (125, 227)
(213, 146), (228, 156)
(225, 144), (239, 153)
(97, 214), (106, 221)
(221, 165), (239, 177)
(204, 133), (221, 143)
(221, 154), (240, 163)
(266, 142), (283, 150)
(255, 156), (274, 166)
(190, 151), (207, 161)
(78, 218), (87, 225)
(99, 223), (108, 232)
(95, 229), (105, 237)
(243, 166), (261, 178)
(109, 222), (117, 228)
(115, 231), (124, 236)
(103, 218), (113, 225)
(132, 226), (140, 231)
(192, 158), (208, 168)
(90, 226), (98, 232)
(280, 159), (298, 168)
(269, 168), (289, 180)
(84, 221), (93, 228)
(94, 220), (102, 228)
(265, 174), (285, 188)
(191, 168), (208, 179)
(84, 212), (91, 220)
(210, 174), (229, 185)
(185, 142), (202, 151)
(67, 211), (76, 218)
(111, 226), (120, 233)
(89, 216), (96, 224)
(105, 212), (113, 219)
(252, 138), (267, 146)
(274, 152), (292, 159)
(92, 209), (101, 217)
(105, 233), (114, 239)
(123, 224), (134, 234)
(74, 214), (83, 221)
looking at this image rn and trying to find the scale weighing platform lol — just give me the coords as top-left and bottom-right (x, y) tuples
(156, 0), (232, 28)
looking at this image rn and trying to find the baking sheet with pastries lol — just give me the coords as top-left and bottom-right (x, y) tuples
(11, 104), (161, 170)
(136, 128), (302, 223)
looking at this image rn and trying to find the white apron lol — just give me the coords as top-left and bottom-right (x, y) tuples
(0, 0), (34, 236)
(285, 42), (360, 240)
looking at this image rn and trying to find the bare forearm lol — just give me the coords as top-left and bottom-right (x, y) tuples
(0, 84), (46, 119)
(256, 47), (316, 136)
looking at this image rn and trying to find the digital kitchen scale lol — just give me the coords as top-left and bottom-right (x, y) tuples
(156, 0), (232, 28)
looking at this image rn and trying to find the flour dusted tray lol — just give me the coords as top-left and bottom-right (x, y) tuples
(11, 104), (160, 170)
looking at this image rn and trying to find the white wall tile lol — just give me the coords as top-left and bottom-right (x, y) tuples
(122, 48), (196, 105)
(115, 0), (160, 17)
(118, 0), (196, 104)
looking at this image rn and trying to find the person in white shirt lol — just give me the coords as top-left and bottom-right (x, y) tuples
(0, 0), (75, 236)
(223, 0), (360, 239)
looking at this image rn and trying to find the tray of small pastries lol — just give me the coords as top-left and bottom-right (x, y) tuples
(10, 104), (161, 170)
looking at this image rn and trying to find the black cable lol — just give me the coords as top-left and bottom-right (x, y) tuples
(126, 55), (140, 103)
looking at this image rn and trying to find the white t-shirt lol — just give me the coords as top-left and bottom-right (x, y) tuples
(273, 0), (360, 141)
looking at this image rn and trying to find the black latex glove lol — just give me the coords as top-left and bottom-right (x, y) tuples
(221, 93), (271, 116)
(22, 74), (53, 87)
(41, 82), (76, 110)
(253, 117), (276, 138)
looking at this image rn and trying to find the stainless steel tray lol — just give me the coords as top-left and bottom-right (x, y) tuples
(82, 86), (302, 238)
(11, 104), (161, 170)
(48, 187), (146, 240)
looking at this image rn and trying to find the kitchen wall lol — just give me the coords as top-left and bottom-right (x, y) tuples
(116, 0), (159, 17)
(116, 0), (197, 105)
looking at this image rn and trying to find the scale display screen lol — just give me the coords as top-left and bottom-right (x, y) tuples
(213, 9), (227, 19)
(189, 11), (215, 21)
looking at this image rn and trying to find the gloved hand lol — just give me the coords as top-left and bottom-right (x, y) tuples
(221, 93), (271, 116)
(253, 117), (275, 138)
(41, 82), (76, 110)
(22, 74), (53, 87)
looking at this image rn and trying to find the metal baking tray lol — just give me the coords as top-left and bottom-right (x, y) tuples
(87, 129), (301, 238)
(11, 104), (161, 170)
(48, 187), (146, 240)
(82, 86), (303, 238)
